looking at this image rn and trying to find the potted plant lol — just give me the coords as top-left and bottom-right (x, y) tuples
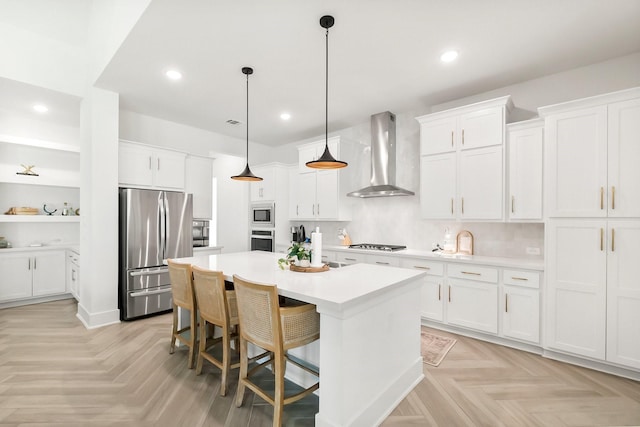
(278, 242), (311, 270)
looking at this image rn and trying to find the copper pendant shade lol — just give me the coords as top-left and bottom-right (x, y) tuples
(231, 67), (263, 181)
(306, 15), (348, 170)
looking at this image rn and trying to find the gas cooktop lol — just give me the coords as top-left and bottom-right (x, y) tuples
(348, 243), (407, 252)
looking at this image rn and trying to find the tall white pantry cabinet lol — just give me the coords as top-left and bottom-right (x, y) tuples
(540, 88), (640, 371)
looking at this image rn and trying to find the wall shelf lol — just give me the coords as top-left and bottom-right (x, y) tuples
(0, 216), (80, 223)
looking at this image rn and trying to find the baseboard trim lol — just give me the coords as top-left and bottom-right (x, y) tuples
(543, 349), (640, 381)
(76, 303), (120, 329)
(0, 294), (74, 310)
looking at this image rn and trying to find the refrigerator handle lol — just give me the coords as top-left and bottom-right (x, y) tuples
(164, 194), (170, 259)
(159, 194), (166, 260)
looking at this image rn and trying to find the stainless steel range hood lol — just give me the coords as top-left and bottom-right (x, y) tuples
(347, 111), (415, 198)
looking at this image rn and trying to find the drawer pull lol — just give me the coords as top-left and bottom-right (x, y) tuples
(511, 277), (528, 281)
(375, 261), (390, 265)
(413, 266), (431, 270)
(344, 257), (357, 261)
(461, 271), (481, 276)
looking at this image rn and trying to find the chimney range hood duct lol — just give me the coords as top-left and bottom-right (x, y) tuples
(347, 111), (415, 198)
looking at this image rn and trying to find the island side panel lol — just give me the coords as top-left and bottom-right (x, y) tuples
(315, 277), (423, 427)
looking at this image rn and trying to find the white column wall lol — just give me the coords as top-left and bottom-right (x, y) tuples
(77, 87), (120, 328)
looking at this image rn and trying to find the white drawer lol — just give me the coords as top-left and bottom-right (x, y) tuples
(366, 254), (400, 267)
(336, 252), (366, 265)
(503, 269), (540, 289)
(321, 250), (336, 263)
(399, 258), (444, 276)
(448, 264), (498, 283)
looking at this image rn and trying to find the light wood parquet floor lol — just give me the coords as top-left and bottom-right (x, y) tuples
(0, 299), (639, 426)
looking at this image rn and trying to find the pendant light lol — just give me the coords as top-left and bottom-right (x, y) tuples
(306, 15), (348, 169)
(231, 67), (263, 181)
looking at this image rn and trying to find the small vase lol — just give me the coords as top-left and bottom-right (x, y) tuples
(297, 259), (310, 268)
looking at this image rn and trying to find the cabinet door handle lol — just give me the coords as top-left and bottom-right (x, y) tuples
(33, 258), (37, 269)
(149, 157), (152, 170)
(413, 266), (430, 270)
(461, 271), (481, 276)
(600, 187), (604, 210)
(611, 228), (615, 252)
(451, 131), (454, 147)
(462, 129), (465, 145)
(611, 186), (615, 210)
(451, 198), (454, 215)
(312, 204), (315, 215)
(72, 270), (76, 280)
(511, 195), (515, 213)
(28, 258), (31, 270)
(511, 277), (528, 281)
(600, 228), (604, 251)
(157, 158), (160, 170)
(296, 205), (299, 216)
(375, 261), (390, 265)
(461, 197), (464, 215)
(448, 285), (451, 302)
(317, 204), (320, 216)
(438, 284), (441, 301)
(505, 294), (509, 313)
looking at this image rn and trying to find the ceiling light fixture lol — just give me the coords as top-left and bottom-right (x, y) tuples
(306, 15), (347, 170)
(165, 69), (183, 80)
(280, 112), (291, 121)
(231, 67), (263, 181)
(33, 104), (48, 113)
(440, 50), (459, 63)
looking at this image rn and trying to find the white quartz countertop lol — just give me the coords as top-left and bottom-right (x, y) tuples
(170, 251), (426, 315)
(323, 245), (544, 271)
(0, 242), (79, 254)
(193, 246), (223, 252)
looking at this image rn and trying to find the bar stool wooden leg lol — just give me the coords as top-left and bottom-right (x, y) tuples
(235, 337), (249, 407)
(195, 318), (208, 375)
(188, 308), (197, 369)
(273, 354), (285, 427)
(169, 303), (178, 354)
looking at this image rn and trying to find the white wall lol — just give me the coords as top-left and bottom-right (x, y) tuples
(212, 154), (250, 253)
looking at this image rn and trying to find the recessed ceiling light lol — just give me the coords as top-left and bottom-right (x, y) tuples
(440, 50), (459, 63)
(33, 104), (48, 113)
(280, 112), (291, 121)
(165, 69), (183, 80)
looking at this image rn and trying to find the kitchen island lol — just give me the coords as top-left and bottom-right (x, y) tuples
(170, 250), (426, 427)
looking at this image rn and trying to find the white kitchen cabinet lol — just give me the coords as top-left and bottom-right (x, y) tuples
(118, 140), (186, 190)
(417, 96), (512, 221)
(320, 249), (336, 264)
(185, 155), (213, 219)
(540, 88), (640, 218)
(446, 263), (499, 334)
(250, 165), (276, 202)
(420, 154), (456, 219)
(545, 220), (607, 360)
(401, 258), (445, 322)
(501, 269), (540, 344)
(606, 220), (640, 370)
(459, 145), (503, 220)
(0, 250), (67, 302)
(66, 250), (80, 301)
(507, 119), (543, 221)
(290, 137), (353, 221)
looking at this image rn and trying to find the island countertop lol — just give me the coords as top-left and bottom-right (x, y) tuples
(170, 250), (427, 317)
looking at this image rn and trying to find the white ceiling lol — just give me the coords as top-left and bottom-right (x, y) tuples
(15, 0), (640, 147)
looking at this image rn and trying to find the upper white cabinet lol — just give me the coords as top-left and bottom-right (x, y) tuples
(416, 96), (512, 221)
(250, 164), (287, 202)
(507, 119), (544, 221)
(118, 140), (186, 191)
(540, 88), (640, 218)
(185, 155), (214, 219)
(290, 137), (354, 221)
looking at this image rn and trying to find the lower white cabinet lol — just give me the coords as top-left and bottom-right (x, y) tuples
(401, 258), (445, 322)
(66, 250), (80, 301)
(501, 269), (540, 344)
(447, 275), (498, 334)
(0, 250), (66, 302)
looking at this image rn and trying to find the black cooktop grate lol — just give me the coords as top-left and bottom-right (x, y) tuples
(348, 243), (407, 252)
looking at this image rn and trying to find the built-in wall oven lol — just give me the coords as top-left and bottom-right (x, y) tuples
(251, 202), (275, 228)
(250, 228), (274, 252)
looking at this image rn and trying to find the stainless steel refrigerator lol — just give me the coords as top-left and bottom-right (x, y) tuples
(119, 188), (193, 320)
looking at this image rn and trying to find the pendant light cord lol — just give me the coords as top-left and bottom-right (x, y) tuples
(325, 26), (329, 149)
(246, 72), (249, 165)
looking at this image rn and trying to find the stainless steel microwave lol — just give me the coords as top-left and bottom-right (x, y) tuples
(251, 203), (275, 227)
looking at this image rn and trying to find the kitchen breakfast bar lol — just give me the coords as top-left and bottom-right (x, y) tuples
(171, 251), (426, 427)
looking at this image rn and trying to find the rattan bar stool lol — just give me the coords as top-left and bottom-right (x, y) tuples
(167, 259), (198, 369)
(233, 274), (320, 427)
(191, 265), (241, 396)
